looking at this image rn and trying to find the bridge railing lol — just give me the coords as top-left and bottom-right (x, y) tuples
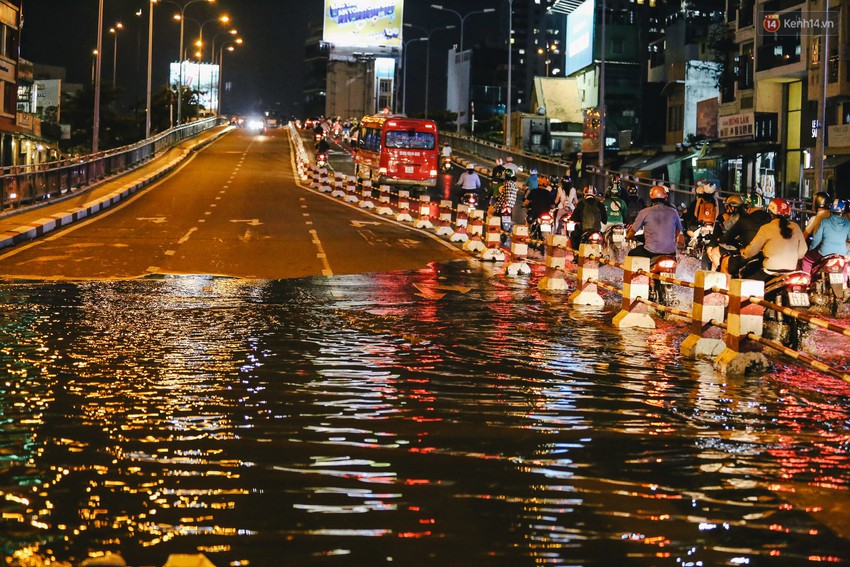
(1, 117), (223, 211)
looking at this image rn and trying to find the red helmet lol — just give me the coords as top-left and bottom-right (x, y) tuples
(768, 198), (791, 217)
(649, 185), (668, 200)
(583, 185), (597, 197)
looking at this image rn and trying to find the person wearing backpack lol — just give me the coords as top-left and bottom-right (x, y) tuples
(570, 185), (607, 250)
(683, 181), (720, 252)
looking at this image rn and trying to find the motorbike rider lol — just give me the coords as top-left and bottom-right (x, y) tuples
(570, 186), (608, 250)
(457, 164), (482, 200)
(683, 181), (720, 244)
(524, 176), (555, 221)
(624, 183), (646, 225)
(626, 185), (683, 259)
(441, 142), (453, 158)
(526, 168), (540, 190)
(553, 176), (573, 233)
(491, 170), (520, 245)
(315, 136), (330, 158)
(745, 184), (765, 209)
(492, 158), (506, 182)
(602, 184), (628, 231)
(503, 156), (519, 178)
(803, 198), (850, 273)
(709, 195), (771, 275)
(738, 198), (807, 281)
(803, 191), (833, 240)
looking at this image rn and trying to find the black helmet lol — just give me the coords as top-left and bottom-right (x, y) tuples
(813, 191), (832, 210)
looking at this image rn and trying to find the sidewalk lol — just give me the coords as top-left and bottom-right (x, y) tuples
(0, 126), (231, 251)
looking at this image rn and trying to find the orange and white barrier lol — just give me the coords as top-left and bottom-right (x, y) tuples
(450, 204), (470, 243)
(331, 173), (346, 198)
(414, 195), (434, 229)
(359, 180), (375, 209)
(612, 256), (655, 328)
(308, 166), (321, 190)
(463, 209), (486, 253)
(396, 190), (414, 222)
(318, 169), (332, 193)
(681, 270), (728, 358)
(506, 224), (531, 276)
(345, 176), (360, 203)
(481, 215), (505, 261)
(714, 279), (770, 376)
(376, 184), (394, 216)
(568, 242), (604, 305)
(436, 200), (455, 236)
(538, 234), (570, 291)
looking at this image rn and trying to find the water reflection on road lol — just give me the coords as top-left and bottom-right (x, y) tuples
(1, 259), (848, 566)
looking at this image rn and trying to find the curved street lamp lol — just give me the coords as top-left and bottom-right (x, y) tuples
(430, 5), (496, 52)
(403, 23), (455, 119)
(109, 22), (123, 86)
(217, 40), (241, 115)
(401, 36), (428, 116)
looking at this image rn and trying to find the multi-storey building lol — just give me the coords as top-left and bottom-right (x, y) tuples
(0, 0), (21, 166)
(708, 0), (849, 200)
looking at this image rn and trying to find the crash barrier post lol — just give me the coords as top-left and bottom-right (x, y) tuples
(451, 204), (470, 243)
(612, 256), (656, 328)
(308, 166), (320, 190)
(538, 233), (570, 291)
(680, 270), (729, 358)
(396, 190), (414, 222)
(414, 195), (434, 229)
(331, 173), (346, 198)
(506, 224), (532, 276)
(345, 176), (359, 204)
(319, 169), (332, 193)
(359, 180), (375, 209)
(569, 242), (604, 305)
(463, 209), (486, 253)
(376, 184), (394, 216)
(714, 279), (770, 376)
(436, 200), (455, 236)
(481, 215), (506, 261)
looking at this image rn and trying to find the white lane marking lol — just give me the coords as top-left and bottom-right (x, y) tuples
(147, 266), (160, 272)
(308, 228), (333, 276)
(178, 227), (198, 244)
(164, 250), (176, 256)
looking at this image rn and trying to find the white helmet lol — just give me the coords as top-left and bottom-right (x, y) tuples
(703, 183), (717, 195)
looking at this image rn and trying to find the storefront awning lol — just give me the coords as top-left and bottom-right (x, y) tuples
(618, 154), (655, 172)
(635, 152), (696, 174)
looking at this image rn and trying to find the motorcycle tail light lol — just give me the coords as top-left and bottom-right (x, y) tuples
(826, 257), (846, 271)
(540, 213), (553, 222)
(656, 259), (677, 271)
(589, 233), (603, 243)
(787, 273), (810, 286)
(613, 226), (625, 233)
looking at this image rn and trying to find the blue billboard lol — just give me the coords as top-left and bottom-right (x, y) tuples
(565, 0), (595, 76)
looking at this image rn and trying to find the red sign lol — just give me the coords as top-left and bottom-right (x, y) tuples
(763, 13), (780, 33)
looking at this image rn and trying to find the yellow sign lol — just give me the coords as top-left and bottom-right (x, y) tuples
(323, 1), (403, 48)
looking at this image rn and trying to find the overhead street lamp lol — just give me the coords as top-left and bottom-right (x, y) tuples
(109, 22), (123, 86)
(93, 0), (104, 152)
(404, 23), (455, 119)
(430, 4), (496, 52)
(157, 0), (215, 125)
(401, 36), (428, 116)
(217, 40), (241, 115)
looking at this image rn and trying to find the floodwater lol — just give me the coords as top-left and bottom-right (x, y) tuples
(1, 259), (849, 567)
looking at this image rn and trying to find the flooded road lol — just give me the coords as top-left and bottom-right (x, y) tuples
(2, 259), (849, 566)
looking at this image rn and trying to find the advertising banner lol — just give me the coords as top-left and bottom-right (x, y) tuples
(719, 112), (754, 140)
(565, 0), (595, 76)
(170, 62), (220, 113)
(323, 1), (403, 49)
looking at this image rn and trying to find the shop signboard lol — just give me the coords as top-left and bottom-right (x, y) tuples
(828, 123), (850, 148)
(719, 112), (754, 140)
(323, 1), (403, 48)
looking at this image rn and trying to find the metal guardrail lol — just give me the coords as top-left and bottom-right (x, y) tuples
(1, 117), (223, 210)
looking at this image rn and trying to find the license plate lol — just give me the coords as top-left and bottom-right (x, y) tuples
(540, 224), (551, 233)
(612, 234), (624, 242)
(405, 166), (414, 173)
(788, 292), (810, 307)
(829, 272), (846, 284)
(566, 221), (576, 232)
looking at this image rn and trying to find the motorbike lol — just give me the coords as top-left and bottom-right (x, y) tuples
(316, 152), (328, 168)
(528, 209), (555, 251)
(649, 254), (678, 309)
(603, 223), (627, 260)
(685, 221), (716, 269)
(808, 254), (848, 316)
(460, 190), (479, 213)
(762, 270), (811, 350)
(499, 206), (513, 246)
(441, 156), (452, 173)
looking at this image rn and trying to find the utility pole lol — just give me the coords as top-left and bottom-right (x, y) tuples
(506, 0), (513, 148)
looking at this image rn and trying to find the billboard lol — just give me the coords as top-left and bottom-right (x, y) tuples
(170, 62), (220, 114)
(323, 1), (403, 49)
(565, 0), (595, 76)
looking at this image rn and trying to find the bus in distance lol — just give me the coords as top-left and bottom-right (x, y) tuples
(353, 114), (439, 190)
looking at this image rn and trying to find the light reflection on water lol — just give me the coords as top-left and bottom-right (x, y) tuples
(0, 261), (849, 566)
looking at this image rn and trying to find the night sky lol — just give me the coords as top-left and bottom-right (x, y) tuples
(20, 0), (505, 117)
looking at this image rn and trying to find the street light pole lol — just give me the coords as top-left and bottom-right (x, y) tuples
(93, 0), (104, 152)
(506, 0), (513, 148)
(430, 5), (496, 52)
(598, 0), (607, 186)
(217, 43), (238, 115)
(404, 23), (455, 119)
(110, 22), (123, 86)
(402, 37), (428, 116)
(146, 0), (154, 138)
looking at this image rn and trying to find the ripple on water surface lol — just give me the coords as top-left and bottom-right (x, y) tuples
(0, 263), (848, 566)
